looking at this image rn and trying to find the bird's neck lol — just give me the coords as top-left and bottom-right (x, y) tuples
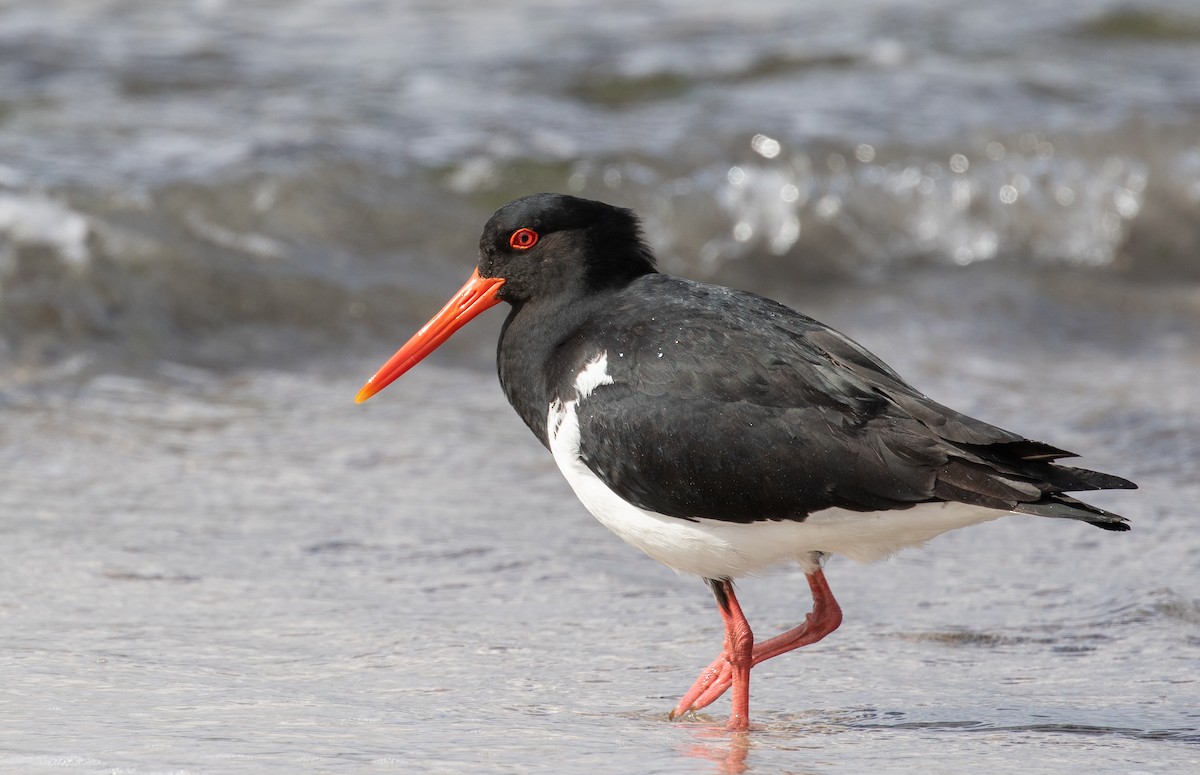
(496, 289), (615, 448)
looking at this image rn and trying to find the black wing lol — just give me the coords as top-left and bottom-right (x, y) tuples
(550, 275), (1133, 529)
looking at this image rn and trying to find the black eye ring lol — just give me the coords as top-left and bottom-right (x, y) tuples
(509, 228), (539, 250)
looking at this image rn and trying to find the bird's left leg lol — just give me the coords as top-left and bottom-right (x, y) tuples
(670, 577), (755, 729)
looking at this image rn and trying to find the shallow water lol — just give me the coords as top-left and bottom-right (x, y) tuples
(1, 0), (1199, 772)
(3, 274), (1197, 772)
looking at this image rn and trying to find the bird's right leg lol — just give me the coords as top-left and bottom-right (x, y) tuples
(669, 577), (754, 729)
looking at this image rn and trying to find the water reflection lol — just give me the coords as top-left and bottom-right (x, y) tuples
(679, 724), (752, 774)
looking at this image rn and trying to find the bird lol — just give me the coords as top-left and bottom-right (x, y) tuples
(355, 193), (1135, 731)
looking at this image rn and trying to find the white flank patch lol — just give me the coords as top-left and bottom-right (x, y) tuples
(547, 352), (1006, 578)
(573, 352), (614, 399)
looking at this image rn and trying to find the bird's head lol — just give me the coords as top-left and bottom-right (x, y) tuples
(355, 193), (654, 403)
(478, 193), (654, 303)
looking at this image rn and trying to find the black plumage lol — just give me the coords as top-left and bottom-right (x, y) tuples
(484, 195), (1133, 531)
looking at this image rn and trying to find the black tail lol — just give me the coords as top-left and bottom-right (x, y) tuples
(1012, 493), (1132, 531)
(936, 440), (1136, 531)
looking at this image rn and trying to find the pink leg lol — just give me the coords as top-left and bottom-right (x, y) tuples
(706, 578), (754, 730)
(671, 567), (843, 720)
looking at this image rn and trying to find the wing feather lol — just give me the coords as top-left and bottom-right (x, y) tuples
(543, 275), (1133, 529)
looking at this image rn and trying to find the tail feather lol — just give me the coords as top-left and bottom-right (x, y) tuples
(1037, 464), (1137, 493)
(986, 438), (1077, 462)
(1012, 493), (1131, 532)
(938, 439), (1135, 532)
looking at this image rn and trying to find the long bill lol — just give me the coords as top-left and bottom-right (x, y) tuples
(355, 268), (506, 403)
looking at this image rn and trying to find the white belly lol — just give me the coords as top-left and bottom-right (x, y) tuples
(547, 393), (1005, 579)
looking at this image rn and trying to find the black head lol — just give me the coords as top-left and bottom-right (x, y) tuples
(478, 193), (657, 304)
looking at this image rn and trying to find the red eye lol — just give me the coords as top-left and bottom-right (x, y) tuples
(509, 228), (539, 250)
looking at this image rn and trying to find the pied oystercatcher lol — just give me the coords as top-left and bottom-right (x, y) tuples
(356, 193), (1134, 730)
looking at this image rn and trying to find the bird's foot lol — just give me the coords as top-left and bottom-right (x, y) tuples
(670, 654), (734, 718)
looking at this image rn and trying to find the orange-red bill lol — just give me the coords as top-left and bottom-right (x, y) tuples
(355, 268), (505, 403)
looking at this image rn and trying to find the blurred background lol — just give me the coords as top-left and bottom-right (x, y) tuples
(1, 0), (1198, 374)
(1, 1), (1198, 773)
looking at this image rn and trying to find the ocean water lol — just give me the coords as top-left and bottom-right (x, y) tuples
(1, 1), (1198, 773)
